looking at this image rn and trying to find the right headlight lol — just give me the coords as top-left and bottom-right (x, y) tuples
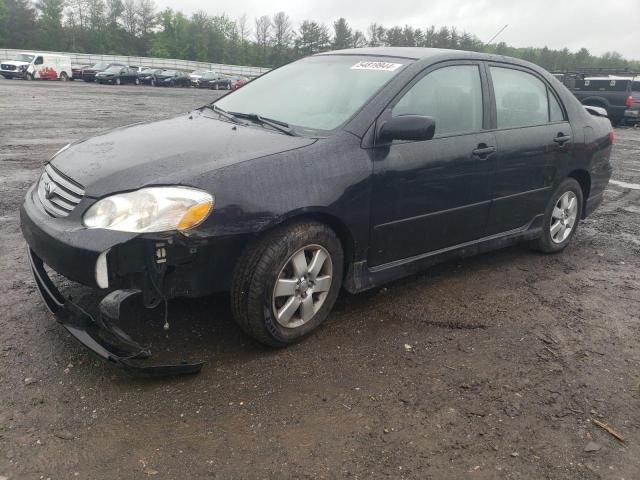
(83, 186), (214, 233)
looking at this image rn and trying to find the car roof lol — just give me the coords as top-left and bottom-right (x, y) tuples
(317, 47), (537, 69)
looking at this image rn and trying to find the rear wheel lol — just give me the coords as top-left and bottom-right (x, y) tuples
(135, 78), (140, 85)
(59, 72), (68, 81)
(531, 178), (583, 253)
(115, 77), (121, 85)
(231, 221), (344, 347)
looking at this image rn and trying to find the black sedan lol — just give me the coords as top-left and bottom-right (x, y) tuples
(154, 70), (191, 87)
(81, 62), (126, 82)
(138, 68), (163, 85)
(198, 72), (230, 90)
(71, 64), (91, 80)
(20, 48), (613, 373)
(95, 66), (140, 85)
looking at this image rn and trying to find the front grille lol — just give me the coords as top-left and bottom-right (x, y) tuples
(1, 64), (16, 71)
(37, 164), (85, 218)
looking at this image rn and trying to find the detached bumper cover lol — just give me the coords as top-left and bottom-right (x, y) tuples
(27, 248), (204, 375)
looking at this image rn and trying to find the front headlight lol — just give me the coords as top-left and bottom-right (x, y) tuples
(83, 187), (213, 233)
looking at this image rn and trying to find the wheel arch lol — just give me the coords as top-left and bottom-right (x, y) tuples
(261, 209), (356, 275)
(567, 169), (591, 218)
(581, 96), (610, 109)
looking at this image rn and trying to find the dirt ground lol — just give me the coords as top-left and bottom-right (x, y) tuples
(1, 78), (639, 480)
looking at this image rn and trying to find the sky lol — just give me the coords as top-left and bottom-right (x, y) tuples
(154, 0), (640, 60)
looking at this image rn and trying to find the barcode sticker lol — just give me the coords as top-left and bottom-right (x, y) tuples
(351, 61), (403, 72)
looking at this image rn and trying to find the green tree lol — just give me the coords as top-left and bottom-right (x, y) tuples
(295, 20), (330, 56)
(332, 17), (352, 50)
(35, 0), (66, 50)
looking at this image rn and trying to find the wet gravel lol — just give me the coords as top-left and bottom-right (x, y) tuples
(1, 78), (640, 479)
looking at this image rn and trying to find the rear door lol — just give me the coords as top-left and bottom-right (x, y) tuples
(369, 61), (496, 266)
(485, 64), (573, 234)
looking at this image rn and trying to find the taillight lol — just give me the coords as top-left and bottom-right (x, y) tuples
(626, 95), (633, 107)
(609, 130), (614, 144)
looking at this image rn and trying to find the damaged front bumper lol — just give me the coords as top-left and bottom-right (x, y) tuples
(27, 248), (204, 375)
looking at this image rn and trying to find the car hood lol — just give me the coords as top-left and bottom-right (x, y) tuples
(50, 110), (316, 198)
(2, 60), (29, 67)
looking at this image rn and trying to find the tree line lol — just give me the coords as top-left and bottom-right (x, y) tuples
(1, 0), (638, 72)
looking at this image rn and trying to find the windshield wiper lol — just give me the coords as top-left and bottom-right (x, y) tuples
(203, 104), (243, 124)
(229, 112), (296, 136)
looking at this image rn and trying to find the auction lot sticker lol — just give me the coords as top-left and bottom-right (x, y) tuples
(351, 61), (403, 71)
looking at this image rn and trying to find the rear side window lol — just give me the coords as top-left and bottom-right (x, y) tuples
(491, 67), (563, 128)
(393, 65), (483, 137)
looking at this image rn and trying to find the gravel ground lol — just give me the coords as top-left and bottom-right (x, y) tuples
(1, 79), (639, 480)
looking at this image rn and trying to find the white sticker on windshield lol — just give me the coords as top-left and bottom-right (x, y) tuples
(351, 61), (403, 72)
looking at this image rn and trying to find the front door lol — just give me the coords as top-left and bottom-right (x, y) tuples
(369, 62), (496, 267)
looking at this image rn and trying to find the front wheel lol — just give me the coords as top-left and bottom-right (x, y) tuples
(115, 78), (121, 85)
(531, 178), (583, 253)
(59, 72), (68, 81)
(231, 221), (344, 347)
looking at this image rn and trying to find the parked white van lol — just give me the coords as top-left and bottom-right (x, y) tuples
(0, 52), (72, 81)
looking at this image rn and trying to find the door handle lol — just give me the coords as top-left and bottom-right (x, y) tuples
(472, 145), (496, 159)
(553, 134), (572, 145)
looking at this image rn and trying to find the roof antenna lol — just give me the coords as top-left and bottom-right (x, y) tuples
(486, 24), (509, 45)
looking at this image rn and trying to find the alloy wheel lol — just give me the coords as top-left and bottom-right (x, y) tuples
(272, 245), (333, 329)
(550, 191), (578, 244)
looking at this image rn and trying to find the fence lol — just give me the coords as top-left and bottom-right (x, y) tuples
(0, 48), (270, 77)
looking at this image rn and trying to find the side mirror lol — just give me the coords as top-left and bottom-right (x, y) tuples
(379, 115), (436, 142)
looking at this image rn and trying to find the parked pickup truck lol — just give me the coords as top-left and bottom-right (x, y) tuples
(562, 76), (637, 125)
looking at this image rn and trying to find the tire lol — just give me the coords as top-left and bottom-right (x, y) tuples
(115, 78), (121, 85)
(231, 221), (344, 347)
(59, 72), (68, 81)
(135, 78), (140, 85)
(531, 178), (583, 253)
(26, 73), (34, 81)
(214, 83), (219, 90)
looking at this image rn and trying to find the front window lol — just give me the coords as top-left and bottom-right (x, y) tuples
(15, 54), (35, 63)
(215, 55), (411, 133)
(392, 65), (484, 137)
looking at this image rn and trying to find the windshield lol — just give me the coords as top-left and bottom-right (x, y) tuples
(92, 63), (108, 70)
(162, 70), (176, 76)
(105, 66), (122, 73)
(215, 55), (410, 132)
(15, 54), (35, 63)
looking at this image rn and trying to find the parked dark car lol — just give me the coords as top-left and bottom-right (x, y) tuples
(563, 76), (637, 125)
(20, 47), (613, 373)
(154, 70), (191, 87)
(95, 66), (141, 85)
(82, 62), (126, 82)
(71, 64), (91, 80)
(138, 68), (163, 85)
(198, 71), (229, 89)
